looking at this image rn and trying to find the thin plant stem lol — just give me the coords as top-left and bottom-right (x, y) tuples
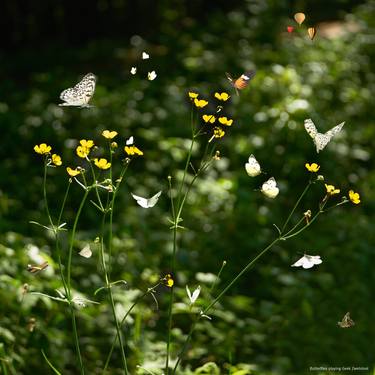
(166, 132), (216, 373)
(65, 189), (89, 375)
(103, 283), (161, 373)
(99, 212), (128, 374)
(172, 183), (341, 372)
(281, 180), (312, 233)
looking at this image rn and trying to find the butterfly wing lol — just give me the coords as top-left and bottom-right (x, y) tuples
(338, 312), (355, 328)
(131, 193), (149, 208)
(233, 70), (256, 90)
(291, 256), (305, 267)
(245, 154), (261, 177)
(79, 244), (92, 258)
(60, 73), (96, 106)
(146, 191), (162, 208)
(304, 119), (318, 139)
(225, 72), (234, 84)
(324, 122), (345, 139)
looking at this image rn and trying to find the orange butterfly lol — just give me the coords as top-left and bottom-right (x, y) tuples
(226, 70), (256, 94)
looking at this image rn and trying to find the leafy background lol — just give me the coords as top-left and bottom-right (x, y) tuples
(0, 0), (374, 374)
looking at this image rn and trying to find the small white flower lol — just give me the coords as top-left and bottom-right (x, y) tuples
(261, 177), (279, 198)
(142, 51), (150, 60)
(245, 154), (261, 177)
(148, 71), (157, 81)
(186, 285), (201, 305)
(130, 66), (137, 75)
(291, 254), (322, 269)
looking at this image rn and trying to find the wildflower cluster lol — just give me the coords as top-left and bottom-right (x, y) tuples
(34, 143), (62, 166)
(188, 91), (234, 142)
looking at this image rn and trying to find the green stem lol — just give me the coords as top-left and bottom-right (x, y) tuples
(43, 158), (54, 229)
(103, 283), (161, 373)
(65, 189), (89, 375)
(281, 181), (312, 233)
(100, 212), (128, 374)
(173, 237), (281, 373)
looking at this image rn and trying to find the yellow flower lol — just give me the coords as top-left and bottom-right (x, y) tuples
(124, 145), (144, 156)
(188, 92), (199, 99)
(66, 167), (80, 177)
(305, 163), (320, 172)
(94, 158), (111, 170)
(218, 116), (233, 126)
(202, 114), (216, 123)
(102, 130), (118, 139)
(164, 274), (174, 288)
(51, 154), (62, 166)
(34, 143), (52, 155)
(76, 145), (91, 158)
(209, 127), (225, 142)
(348, 190), (360, 204)
(194, 98), (208, 108)
(214, 92), (230, 101)
(79, 139), (94, 149)
(325, 184), (340, 195)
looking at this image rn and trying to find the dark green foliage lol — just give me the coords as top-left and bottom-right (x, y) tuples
(0, 1), (374, 374)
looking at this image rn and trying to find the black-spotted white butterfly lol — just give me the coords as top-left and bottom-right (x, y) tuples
(59, 73), (96, 107)
(304, 119), (345, 153)
(337, 312), (355, 328)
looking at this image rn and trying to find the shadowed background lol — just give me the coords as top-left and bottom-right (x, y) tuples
(0, 0), (374, 374)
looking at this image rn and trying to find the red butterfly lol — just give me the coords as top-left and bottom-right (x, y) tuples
(226, 70), (256, 94)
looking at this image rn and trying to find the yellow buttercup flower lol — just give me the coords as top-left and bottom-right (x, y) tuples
(79, 139), (94, 149)
(94, 158), (111, 170)
(202, 114), (216, 123)
(305, 163), (320, 172)
(211, 126), (225, 139)
(66, 167), (80, 177)
(34, 143), (52, 155)
(102, 130), (118, 140)
(348, 190), (360, 204)
(188, 92), (199, 99)
(76, 145), (90, 158)
(325, 184), (340, 195)
(214, 92), (230, 101)
(124, 145), (144, 156)
(51, 154), (62, 166)
(164, 274), (174, 288)
(194, 98), (208, 108)
(218, 116), (233, 126)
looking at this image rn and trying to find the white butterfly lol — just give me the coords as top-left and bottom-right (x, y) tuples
(245, 154), (261, 177)
(291, 254), (322, 269)
(59, 73), (96, 107)
(131, 191), (162, 208)
(186, 285), (201, 305)
(126, 136), (134, 145)
(79, 244), (92, 258)
(337, 312), (355, 328)
(304, 118), (345, 153)
(142, 52), (150, 60)
(130, 67), (137, 75)
(148, 71), (157, 81)
(261, 177), (279, 198)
